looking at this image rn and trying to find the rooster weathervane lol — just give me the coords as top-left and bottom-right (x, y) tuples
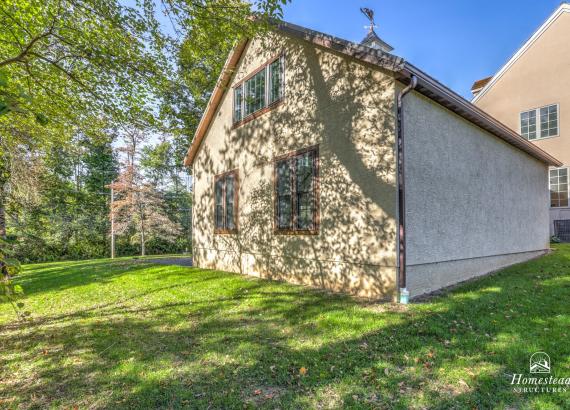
(360, 7), (377, 33)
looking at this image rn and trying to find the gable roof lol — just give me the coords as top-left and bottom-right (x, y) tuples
(472, 3), (570, 103)
(360, 29), (394, 52)
(470, 76), (492, 94)
(184, 20), (561, 167)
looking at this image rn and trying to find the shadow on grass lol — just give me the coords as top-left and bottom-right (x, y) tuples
(1, 248), (570, 409)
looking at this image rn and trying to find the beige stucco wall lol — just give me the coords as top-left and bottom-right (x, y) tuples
(192, 33), (399, 299)
(474, 11), (570, 165)
(474, 10), (570, 233)
(405, 91), (550, 297)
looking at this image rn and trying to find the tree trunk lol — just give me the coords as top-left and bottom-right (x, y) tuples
(0, 186), (8, 279)
(0, 194), (6, 240)
(140, 217), (146, 257)
(0, 148), (8, 240)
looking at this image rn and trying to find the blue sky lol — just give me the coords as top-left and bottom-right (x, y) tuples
(282, 0), (562, 99)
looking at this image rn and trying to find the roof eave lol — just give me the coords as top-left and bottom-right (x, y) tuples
(399, 63), (562, 167)
(183, 39), (249, 167)
(184, 20), (562, 168)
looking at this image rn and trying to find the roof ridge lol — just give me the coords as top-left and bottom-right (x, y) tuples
(183, 19), (561, 168)
(472, 2), (570, 102)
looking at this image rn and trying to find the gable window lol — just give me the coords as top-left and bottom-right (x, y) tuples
(540, 105), (559, 138)
(233, 86), (243, 123)
(245, 69), (266, 116)
(214, 170), (238, 233)
(274, 146), (319, 234)
(550, 167), (569, 208)
(268, 57), (284, 104)
(520, 104), (558, 140)
(520, 110), (537, 140)
(233, 55), (285, 125)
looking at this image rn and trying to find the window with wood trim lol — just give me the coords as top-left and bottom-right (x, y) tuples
(233, 55), (285, 125)
(274, 146), (319, 234)
(214, 170), (238, 233)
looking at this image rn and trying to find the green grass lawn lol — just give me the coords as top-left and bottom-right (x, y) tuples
(1, 247), (570, 409)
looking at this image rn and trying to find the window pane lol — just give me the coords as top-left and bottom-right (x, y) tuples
(245, 70), (266, 116)
(295, 152), (314, 229)
(540, 105), (558, 137)
(233, 86), (243, 122)
(215, 179), (224, 229)
(225, 175), (235, 229)
(275, 148), (318, 232)
(521, 110), (536, 140)
(268, 57), (283, 104)
(276, 160), (292, 229)
(550, 167), (569, 208)
(297, 193), (313, 229)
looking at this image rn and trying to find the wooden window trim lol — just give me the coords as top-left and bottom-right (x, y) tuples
(232, 53), (285, 129)
(273, 145), (320, 235)
(214, 169), (239, 234)
(232, 99), (284, 129)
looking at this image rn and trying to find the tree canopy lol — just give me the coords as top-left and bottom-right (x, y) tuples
(0, 0), (289, 261)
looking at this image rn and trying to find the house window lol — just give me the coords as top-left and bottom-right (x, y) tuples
(550, 168), (568, 208)
(214, 170), (238, 233)
(268, 57), (284, 104)
(233, 55), (285, 124)
(245, 69), (265, 116)
(520, 110), (537, 140)
(540, 105), (559, 138)
(233, 86), (243, 123)
(520, 104), (558, 140)
(274, 146), (319, 234)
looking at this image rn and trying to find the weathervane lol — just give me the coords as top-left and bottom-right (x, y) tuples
(360, 7), (377, 33)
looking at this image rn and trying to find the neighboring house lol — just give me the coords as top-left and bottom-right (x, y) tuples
(472, 3), (570, 240)
(184, 20), (560, 301)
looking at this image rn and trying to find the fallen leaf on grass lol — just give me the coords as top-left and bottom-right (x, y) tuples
(299, 367), (308, 376)
(458, 379), (469, 388)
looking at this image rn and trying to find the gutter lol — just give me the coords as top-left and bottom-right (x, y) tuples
(397, 63), (562, 167)
(183, 21), (561, 168)
(396, 75), (417, 305)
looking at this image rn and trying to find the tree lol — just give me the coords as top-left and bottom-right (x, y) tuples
(0, 146), (10, 239)
(0, 0), (290, 260)
(0, 0), (167, 239)
(111, 167), (183, 257)
(110, 128), (182, 256)
(160, 0), (290, 161)
(140, 141), (178, 188)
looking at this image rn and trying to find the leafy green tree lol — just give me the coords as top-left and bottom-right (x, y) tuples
(160, 0), (290, 161)
(0, 0), (290, 261)
(0, 237), (28, 320)
(141, 141), (178, 187)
